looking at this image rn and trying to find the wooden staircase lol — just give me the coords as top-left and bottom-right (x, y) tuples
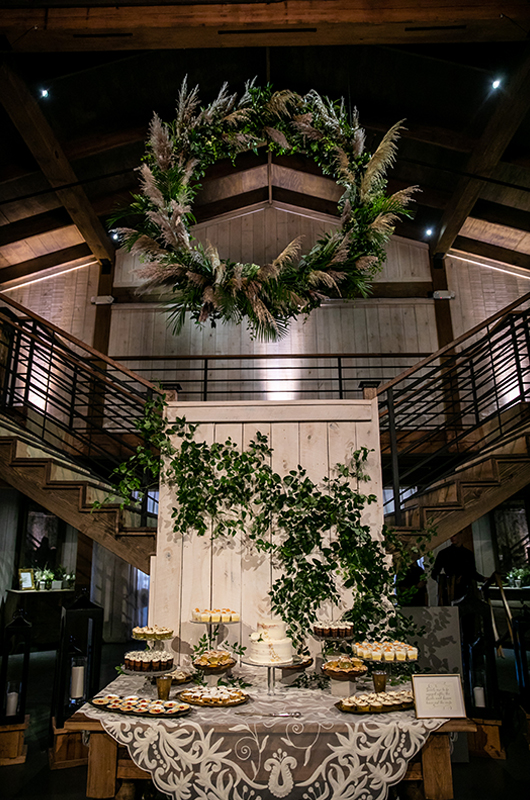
(0, 415), (155, 574)
(385, 430), (530, 553)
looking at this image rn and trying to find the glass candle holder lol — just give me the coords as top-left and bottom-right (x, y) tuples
(70, 654), (88, 706)
(373, 670), (387, 693)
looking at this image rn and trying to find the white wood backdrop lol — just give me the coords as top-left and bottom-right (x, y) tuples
(149, 398), (382, 663)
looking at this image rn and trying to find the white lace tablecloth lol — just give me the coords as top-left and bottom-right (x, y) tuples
(82, 673), (448, 800)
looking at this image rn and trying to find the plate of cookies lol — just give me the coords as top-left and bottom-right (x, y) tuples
(89, 694), (191, 718)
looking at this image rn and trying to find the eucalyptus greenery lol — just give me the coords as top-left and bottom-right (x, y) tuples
(112, 79), (418, 340)
(99, 397), (421, 657)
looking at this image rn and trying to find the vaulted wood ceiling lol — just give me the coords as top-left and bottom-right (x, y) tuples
(1, 2), (530, 309)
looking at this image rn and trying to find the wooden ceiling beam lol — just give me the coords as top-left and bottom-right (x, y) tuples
(0, 208), (73, 247)
(452, 236), (530, 271)
(470, 199), (530, 233)
(432, 45), (530, 256)
(2, 2), (529, 51)
(0, 243), (92, 285)
(0, 63), (115, 266)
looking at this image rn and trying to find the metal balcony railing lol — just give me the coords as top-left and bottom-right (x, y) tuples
(0, 293), (164, 523)
(377, 291), (530, 525)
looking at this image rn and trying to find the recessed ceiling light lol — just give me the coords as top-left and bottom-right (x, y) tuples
(491, 79), (501, 90)
(40, 88), (49, 98)
(425, 228), (433, 237)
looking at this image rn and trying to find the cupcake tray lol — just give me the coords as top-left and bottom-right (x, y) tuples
(335, 700), (414, 715)
(89, 697), (191, 718)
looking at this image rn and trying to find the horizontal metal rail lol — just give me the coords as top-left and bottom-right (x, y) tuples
(100, 353), (432, 402)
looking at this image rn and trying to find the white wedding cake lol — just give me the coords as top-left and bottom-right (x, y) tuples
(248, 618), (293, 664)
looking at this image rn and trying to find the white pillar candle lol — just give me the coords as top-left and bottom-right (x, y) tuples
(71, 665), (85, 699)
(6, 691), (18, 716)
(473, 686), (486, 707)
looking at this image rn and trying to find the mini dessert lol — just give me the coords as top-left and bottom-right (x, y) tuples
(337, 689), (414, 714)
(124, 651), (174, 672)
(92, 696), (111, 706)
(132, 625), (173, 640)
(322, 656), (368, 680)
(191, 608), (240, 623)
(313, 620), (354, 639)
(193, 649), (235, 671)
(352, 640), (419, 661)
(248, 619), (293, 664)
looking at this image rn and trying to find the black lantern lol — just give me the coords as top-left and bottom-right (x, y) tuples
(52, 592), (103, 728)
(0, 609), (32, 726)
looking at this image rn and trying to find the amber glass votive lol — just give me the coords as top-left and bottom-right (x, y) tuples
(373, 671), (387, 693)
(156, 676), (172, 701)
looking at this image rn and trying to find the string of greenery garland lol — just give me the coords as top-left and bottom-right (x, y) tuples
(112, 79), (418, 341)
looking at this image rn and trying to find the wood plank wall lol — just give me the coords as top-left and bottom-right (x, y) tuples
(2, 262), (100, 344)
(149, 398), (382, 661)
(446, 253), (530, 339)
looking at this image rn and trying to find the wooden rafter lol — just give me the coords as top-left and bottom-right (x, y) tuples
(452, 237), (530, 271)
(433, 45), (530, 256)
(0, 244), (93, 286)
(1, 2), (529, 51)
(0, 63), (115, 267)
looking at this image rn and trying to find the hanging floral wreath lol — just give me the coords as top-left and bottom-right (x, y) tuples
(113, 79), (418, 341)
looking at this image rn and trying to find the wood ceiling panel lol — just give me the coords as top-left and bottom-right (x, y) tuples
(460, 218), (530, 255)
(0, 225), (84, 267)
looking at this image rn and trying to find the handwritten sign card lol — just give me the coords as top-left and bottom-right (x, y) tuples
(412, 674), (466, 719)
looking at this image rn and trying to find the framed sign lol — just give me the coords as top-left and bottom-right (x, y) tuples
(18, 569), (35, 591)
(412, 674), (466, 719)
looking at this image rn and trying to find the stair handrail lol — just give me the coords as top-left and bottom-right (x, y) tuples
(376, 289), (530, 397)
(0, 292), (164, 397)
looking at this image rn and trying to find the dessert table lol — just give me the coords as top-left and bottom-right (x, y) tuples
(68, 673), (476, 800)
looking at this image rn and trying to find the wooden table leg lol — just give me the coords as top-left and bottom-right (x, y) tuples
(87, 732), (118, 799)
(421, 733), (453, 800)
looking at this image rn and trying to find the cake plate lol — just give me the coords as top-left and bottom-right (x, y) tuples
(242, 657), (294, 695)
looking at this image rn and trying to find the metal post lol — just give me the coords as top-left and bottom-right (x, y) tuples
(337, 356), (343, 399)
(510, 316), (525, 401)
(203, 358), (208, 402)
(387, 386), (402, 526)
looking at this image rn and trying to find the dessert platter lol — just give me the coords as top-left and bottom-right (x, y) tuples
(313, 620), (354, 640)
(178, 686), (249, 707)
(335, 689), (414, 714)
(192, 649), (236, 674)
(353, 640), (418, 662)
(322, 656), (368, 681)
(89, 693), (191, 718)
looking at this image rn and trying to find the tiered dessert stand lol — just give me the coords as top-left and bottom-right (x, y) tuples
(241, 657), (294, 695)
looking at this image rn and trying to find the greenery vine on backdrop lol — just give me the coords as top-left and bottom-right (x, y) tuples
(98, 397), (422, 655)
(112, 79), (418, 340)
